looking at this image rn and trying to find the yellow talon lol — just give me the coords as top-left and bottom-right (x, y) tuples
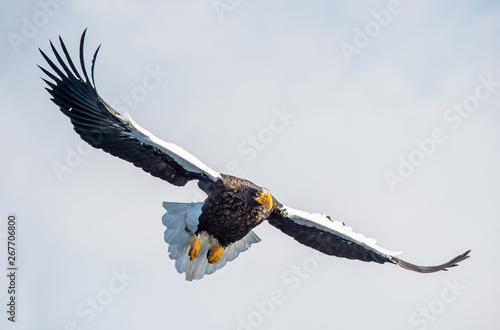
(207, 245), (224, 264)
(189, 237), (200, 260)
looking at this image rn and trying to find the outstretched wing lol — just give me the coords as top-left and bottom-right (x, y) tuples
(39, 30), (221, 191)
(267, 205), (470, 273)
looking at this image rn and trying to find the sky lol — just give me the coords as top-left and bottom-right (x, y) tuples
(1, 0), (500, 329)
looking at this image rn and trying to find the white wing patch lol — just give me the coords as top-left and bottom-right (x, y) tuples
(162, 202), (260, 281)
(282, 205), (402, 258)
(123, 110), (222, 182)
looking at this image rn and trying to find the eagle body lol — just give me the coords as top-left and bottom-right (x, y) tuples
(197, 175), (275, 247)
(39, 30), (470, 281)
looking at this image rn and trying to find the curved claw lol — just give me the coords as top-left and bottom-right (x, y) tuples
(189, 237), (200, 260)
(207, 245), (224, 264)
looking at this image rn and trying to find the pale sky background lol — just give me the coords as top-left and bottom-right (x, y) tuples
(1, 1), (500, 329)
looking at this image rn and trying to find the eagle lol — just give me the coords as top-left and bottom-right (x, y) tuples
(39, 30), (470, 281)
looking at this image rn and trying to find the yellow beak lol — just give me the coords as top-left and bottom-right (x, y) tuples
(255, 192), (273, 211)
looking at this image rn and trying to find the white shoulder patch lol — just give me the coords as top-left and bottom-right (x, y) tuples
(282, 205), (402, 258)
(124, 110), (222, 182)
(162, 202), (260, 281)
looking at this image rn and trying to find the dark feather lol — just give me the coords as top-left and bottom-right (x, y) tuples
(390, 250), (471, 273)
(267, 210), (390, 264)
(39, 31), (217, 192)
(268, 208), (470, 273)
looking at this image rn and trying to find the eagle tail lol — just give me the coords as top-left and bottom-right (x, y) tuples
(162, 202), (260, 281)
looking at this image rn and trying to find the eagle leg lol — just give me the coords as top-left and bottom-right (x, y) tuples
(207, 245), (224, 264)
(188, 237), (200, 260)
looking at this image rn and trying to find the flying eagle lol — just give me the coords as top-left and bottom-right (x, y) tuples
(39, 31), (470, 281)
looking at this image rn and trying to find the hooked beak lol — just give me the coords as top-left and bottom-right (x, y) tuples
(255, 192), (273, 211)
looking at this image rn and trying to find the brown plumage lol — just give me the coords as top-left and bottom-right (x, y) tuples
(196, 175), (278, 247)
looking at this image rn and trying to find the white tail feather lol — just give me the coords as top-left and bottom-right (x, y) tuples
(162, 202), (261, 281)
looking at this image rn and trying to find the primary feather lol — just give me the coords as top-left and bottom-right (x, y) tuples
(268, 205), (470, 273)
(39, 29), (221, 191)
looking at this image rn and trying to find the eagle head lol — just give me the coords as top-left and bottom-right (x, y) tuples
(254, 189), (273, 211)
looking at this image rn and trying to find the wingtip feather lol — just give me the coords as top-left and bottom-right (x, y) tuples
(391, 250), (470, 274)
(79, 29), (90, 83)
